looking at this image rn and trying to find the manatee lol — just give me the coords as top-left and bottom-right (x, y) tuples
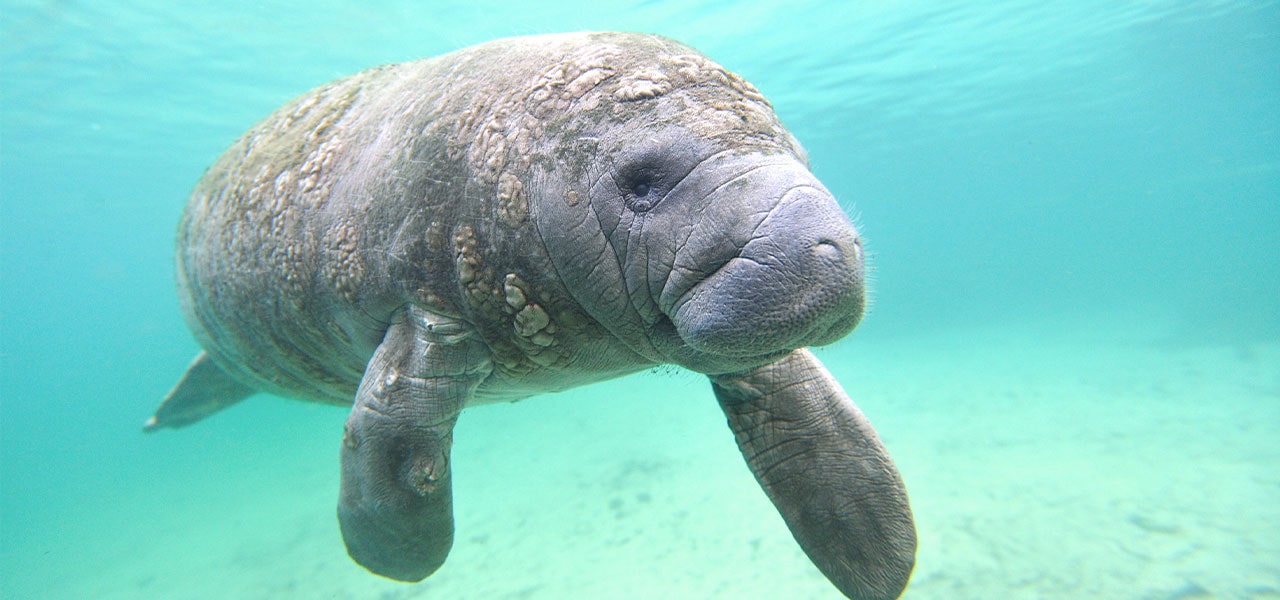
(146, 31), (916, 600)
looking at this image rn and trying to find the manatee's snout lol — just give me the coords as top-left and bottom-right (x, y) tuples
(762, 186), (866, 339)
(670, 161), (865, 360)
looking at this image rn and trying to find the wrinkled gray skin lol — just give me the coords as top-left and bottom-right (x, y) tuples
(147, 32), (916, 600)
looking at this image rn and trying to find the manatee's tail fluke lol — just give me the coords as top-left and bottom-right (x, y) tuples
(144, 351), (255, 432)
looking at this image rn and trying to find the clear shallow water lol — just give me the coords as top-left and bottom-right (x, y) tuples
(1, 1), (1277, 599)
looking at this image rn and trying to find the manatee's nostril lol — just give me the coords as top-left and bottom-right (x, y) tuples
(813, 238), (842, 262)
(852, 237), (863, 262)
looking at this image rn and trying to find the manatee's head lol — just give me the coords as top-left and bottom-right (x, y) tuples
(528, 33), (865, 373)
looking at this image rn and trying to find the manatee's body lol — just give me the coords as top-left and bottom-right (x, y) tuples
(148, 32), (916, 600)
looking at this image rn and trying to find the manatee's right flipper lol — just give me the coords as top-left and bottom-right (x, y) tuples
(338, 305), (492, 582)
(144, 351), (255, 432)
(709, 348), (916, 600)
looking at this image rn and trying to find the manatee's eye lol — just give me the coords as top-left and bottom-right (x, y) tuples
(626, 180), (658, 212)
(622, 173), (662, 213)
(611, 131), (707, 214)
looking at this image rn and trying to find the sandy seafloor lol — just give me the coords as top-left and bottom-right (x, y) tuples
(6, 315), (1278, 600)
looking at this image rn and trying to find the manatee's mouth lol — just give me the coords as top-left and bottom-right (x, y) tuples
(669, 256), (864, 358)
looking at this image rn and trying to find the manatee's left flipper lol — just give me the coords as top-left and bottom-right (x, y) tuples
(144, 351), (255, 432)
(710, 349), (916, 600)
(338, 305), (492, 582)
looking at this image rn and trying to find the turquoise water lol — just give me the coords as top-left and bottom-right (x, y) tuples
(2, 1), (1277, 598)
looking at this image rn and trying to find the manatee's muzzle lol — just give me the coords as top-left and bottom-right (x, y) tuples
(670, 176), (865, 358)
